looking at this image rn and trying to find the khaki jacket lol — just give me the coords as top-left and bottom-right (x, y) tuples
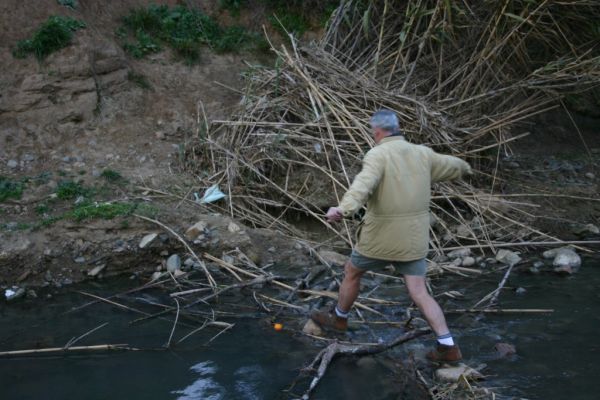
(339, 136), (471, 261)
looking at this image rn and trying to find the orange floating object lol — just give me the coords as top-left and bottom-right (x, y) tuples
(273, 323), (283, 331)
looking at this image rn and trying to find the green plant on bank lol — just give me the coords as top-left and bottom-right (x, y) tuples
(0, 177), (24, 202)
(120, 4), (261, 63)
(55, 180), (90, 200)
(127, 70), (152, 90)
(35, 204), (51, 215)
(13, 15), (85, 60)
(100, 169), (125, 183)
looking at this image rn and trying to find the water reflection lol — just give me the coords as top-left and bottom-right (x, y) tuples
(173, 361), (225, 400)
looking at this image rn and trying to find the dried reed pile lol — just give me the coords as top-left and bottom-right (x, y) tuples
(184, 0), (600, 253)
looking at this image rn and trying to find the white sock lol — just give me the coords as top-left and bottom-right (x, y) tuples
(335, 306), (349, 319)
(437, 333), (455, 346)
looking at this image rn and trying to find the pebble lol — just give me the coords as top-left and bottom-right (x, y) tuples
(7, 159), (18, 168)
(151, 271), (163, 281)
(26, 289), (37, 298)
(533, 260), (544, 268)
(302, 319), (323, 336)
(74, 256), (86, 264)
(22, 154), (35, 162)
(139, 233), (158, 249)
(166, 254), (181, 272)
(515, 287), (527, 295)
(462, 256), (476, 267)
(227, 221), (241, 233)
(543, 247), (582, 274)
(185, 221), (207, 240)
(585, 172), (595, 179)
(448, 248), (471, 259)
(494, 342), (517, 357)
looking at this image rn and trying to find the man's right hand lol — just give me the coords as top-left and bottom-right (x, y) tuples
(326, 207), (343, 222)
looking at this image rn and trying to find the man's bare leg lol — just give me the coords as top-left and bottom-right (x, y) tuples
(404, 274), (449, 336)
(337, 260), (366, 312)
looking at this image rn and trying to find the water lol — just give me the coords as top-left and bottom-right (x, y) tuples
(1, 257), (598, 399)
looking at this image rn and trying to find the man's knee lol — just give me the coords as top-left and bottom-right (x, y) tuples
(344, 260), (365, 281)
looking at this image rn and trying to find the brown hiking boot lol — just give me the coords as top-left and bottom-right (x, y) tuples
(426, 343), (463, 362)
(310, 310), (348, 332)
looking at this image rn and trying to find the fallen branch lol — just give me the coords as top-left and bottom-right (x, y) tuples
(299, 327), (430, 399)
(0, 344), (138, 358)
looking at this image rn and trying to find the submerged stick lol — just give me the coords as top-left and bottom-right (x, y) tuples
(0, 344), (138, 357)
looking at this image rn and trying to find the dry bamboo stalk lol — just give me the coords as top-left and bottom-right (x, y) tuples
(0, 344), (138, 357)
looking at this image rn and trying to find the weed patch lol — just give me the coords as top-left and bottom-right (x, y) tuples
(100, 169), (125, 183)
(0, 177), (24, 202)
(120, 5), (260, 63)
(56, 180), (89, 200)
(13, 16), (85, 60)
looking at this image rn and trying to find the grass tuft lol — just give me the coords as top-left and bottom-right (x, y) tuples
(0, 177), (24, 202)
(56, 180), (89, 200)
(13, 15), (85, 60)
(100, 169), (125, 183)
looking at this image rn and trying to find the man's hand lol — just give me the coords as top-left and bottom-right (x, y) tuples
(326, 207), (344, 222)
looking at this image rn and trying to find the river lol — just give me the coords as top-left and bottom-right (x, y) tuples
(1, 256), (598, 399)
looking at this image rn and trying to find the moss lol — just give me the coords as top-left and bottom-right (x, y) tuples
(13, 16), (86, 60)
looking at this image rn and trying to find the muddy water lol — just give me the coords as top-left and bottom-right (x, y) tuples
(0, 257), (598, 399)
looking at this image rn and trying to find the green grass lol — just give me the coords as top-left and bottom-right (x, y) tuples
(100, 169), (125, 183)
(69, 202), (137, 221)
(35, 204), (51, 215)
(13, 15), (86, 60)
(0, 177), (24, 202)
(55, 180), (89, 200)
(120, 4), (260, 63)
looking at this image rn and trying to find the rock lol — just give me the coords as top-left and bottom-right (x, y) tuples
(17, 269), (31, 282)
(87, 264), (106, 277)
(267, 246), (276, 253)
(166, 254), (181, 272)
(494, 342), (517, 358)
(185, 221), (207, 240)
(22, 154), (35, 162)
(26, 289), (37, 299)
(573, 223), (599, 236)
(5, 287), (25, 301)
(495, 249), (521, 266)
(74, 195), (85, 205)
(318, 250), (348, 267)
(461, 256), (476, 267)
(174, 269), (186, 278)
(74, 256), (86, 264)
(227, 221), (241, 233)
(515, 287), (527, 295)
(447, 248), (471, 259)
(455, 224), (471, 237)
(7, 159), (18, 168)
(533, 260), (544, 268)
(184, 257), (195, 267)
(155, 131), (165, 140)
(302, 319), (323, 336)
(139, 233), (158, 249)
(543, 247), (581, 274)
(435, 364), (483, 382)
(585, 172), (595, 179)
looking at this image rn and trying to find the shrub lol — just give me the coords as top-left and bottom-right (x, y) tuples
(13, 15), (86, 60)
(120, 5), (259, 63)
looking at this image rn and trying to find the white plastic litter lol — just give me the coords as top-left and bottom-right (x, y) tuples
(197, 185), (226, 204)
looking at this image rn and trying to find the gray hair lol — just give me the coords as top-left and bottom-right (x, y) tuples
(370, 109), (400, 134)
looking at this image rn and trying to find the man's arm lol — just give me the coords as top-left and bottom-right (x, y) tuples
(335, 150), (384, 218)
(429, 149), (472, 183)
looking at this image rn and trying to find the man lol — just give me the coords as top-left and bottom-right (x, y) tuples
(311, 109), (472, 362)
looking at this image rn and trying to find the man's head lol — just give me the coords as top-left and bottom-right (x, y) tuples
(370, 109), (401, 143)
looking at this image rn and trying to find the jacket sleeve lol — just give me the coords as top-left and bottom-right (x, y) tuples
(338, 149), (384, 217)
(429, 149), (472, 183)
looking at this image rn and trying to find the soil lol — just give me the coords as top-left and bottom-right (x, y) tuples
(1, 0), (599, 291)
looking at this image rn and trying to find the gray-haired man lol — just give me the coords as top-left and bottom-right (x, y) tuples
(311, 109), (471, 362)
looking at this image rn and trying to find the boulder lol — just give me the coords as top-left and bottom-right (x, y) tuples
(185, 221), (208, 240)
(552, 248), (581, 274)
(435, 364), (483, 382)
(318, 250), (348, 267)
(495, 249), (521, 266)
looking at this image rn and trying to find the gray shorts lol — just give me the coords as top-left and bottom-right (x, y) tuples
(350, 250), (427, 276)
